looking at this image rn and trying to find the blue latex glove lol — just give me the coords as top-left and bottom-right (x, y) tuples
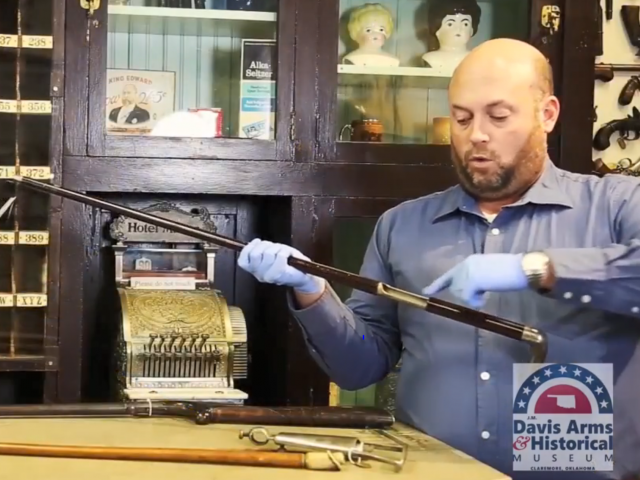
(237, 239), (323, 294)
(421, 253), (528, 308)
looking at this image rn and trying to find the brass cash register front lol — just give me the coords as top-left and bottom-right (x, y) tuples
(109, 202), (248, 403)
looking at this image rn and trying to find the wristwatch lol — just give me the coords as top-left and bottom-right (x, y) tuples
(521, 251), (551, 291)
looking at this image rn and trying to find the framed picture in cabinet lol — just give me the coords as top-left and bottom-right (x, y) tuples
(316, 0), (567, 164)
(72, 0), (294, 160)
(106, 68), (176, 135)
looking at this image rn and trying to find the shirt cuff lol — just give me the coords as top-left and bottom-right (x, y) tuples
(544, 247), (609, 304)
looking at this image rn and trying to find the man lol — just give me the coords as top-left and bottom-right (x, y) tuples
(108, 84), (150, 125)
(237, 38), (640, 480)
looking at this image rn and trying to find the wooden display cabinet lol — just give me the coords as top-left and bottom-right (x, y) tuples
(0, 0), (599, 405)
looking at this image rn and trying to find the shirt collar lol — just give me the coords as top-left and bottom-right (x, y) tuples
(432, 158), (574, 222)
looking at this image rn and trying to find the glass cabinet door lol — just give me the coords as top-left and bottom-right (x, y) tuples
(85, 0), (287, 159)
(334, 0), (531, 154)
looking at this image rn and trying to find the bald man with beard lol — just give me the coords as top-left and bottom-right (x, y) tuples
(237, 39), (640, 480)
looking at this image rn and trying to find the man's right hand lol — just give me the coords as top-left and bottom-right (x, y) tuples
(237, 239), (324, 296)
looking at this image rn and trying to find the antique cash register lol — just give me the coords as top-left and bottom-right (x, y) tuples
(109, 202), (248, 404)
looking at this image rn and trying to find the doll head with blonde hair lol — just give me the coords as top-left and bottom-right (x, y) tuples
(347, 3), (394, 51)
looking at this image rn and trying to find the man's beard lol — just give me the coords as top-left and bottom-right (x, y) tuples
(451, 126), (546, 201)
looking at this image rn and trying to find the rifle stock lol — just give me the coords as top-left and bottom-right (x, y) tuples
(0, 401), (395, 429)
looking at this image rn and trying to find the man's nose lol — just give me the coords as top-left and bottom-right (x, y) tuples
(469, 122), (490, 144)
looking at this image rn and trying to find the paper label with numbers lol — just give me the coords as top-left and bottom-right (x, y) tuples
(22, 36), (53, 49)
(19, 166), (52, 179)
(0, 100), (17, 113)
(16, 294), (47, 307)
(20, 100), (51, 114)
(0, 100), (51, 114)
(18, 231), (49, 245)
(0, 35), (18, 48)
(0, 231), (15, 244)
(0, 294), (14, 307)
(0, 167), (16, 178)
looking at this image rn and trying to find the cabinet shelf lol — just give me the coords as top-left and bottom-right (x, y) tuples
(338, 64), (451, 89)
(0, 355), (48, 372)
(108, 5), (277, 38)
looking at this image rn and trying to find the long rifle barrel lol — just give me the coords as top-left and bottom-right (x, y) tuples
(9, 176), (548, 362)
(0, 402), (394, 429)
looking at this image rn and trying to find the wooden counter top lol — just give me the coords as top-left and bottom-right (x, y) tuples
(0, 417), (510, 480)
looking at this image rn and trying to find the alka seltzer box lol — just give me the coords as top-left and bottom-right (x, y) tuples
(239, 39), (276, 140)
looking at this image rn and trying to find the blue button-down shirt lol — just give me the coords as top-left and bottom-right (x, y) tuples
(289, 160), (640, 480)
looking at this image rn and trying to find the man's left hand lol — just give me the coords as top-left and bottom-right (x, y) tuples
(422, 254), (528, 308)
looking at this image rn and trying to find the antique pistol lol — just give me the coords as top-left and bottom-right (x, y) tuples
(593, 106), (640, 150)
(621, 5), (640, 56)
(619, 76), (640, 105)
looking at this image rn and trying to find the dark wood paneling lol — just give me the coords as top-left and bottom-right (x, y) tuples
(62, 0), (88, 156)
(44, 0), (67, 403)
(315, 0), (339, 162)
(558, 0), (598, 174)
(291, 0), (320, 162)
(529, 0), (564, 165)
(57, 200), (90, 401)
(61, 157), (459, 197)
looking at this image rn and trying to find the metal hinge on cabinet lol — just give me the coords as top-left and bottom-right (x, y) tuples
(80, 0), (101, 15)
(289, 111), (296, 142)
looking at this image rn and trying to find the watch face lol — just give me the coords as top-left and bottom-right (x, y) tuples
(523, 252), (549, 272)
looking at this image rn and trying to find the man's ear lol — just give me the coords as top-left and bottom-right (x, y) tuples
(539, 95), (560, 133)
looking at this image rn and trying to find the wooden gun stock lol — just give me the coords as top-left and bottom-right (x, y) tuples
(621, 5), (640, 56)
(619, 76), (640, 106)
(0, 442), (344, 470)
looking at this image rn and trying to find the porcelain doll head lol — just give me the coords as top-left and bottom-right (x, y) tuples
(427, 0), (481, 52)
(347, 4), (394, 51)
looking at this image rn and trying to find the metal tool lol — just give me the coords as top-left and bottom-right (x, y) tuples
(239, 426), (408, 472)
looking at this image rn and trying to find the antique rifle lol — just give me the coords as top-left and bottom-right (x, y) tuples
(594, 63), (640, 82)
(8, 176), (548, 362)
(0, 401), (394, 429)
(0, 442), (344, 471)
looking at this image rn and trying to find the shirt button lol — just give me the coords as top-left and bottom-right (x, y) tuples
(563, 292), (573, 299)
(480, 372), (491, 380)
(632, 306), (639, 314)
(490, 228), (500, 235)
(580, 295), (591, 303)
(481, 431), (491, 439)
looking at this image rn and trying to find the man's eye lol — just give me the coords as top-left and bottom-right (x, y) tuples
(491, 116), (508, 122)
(456, 118), (470, 125)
